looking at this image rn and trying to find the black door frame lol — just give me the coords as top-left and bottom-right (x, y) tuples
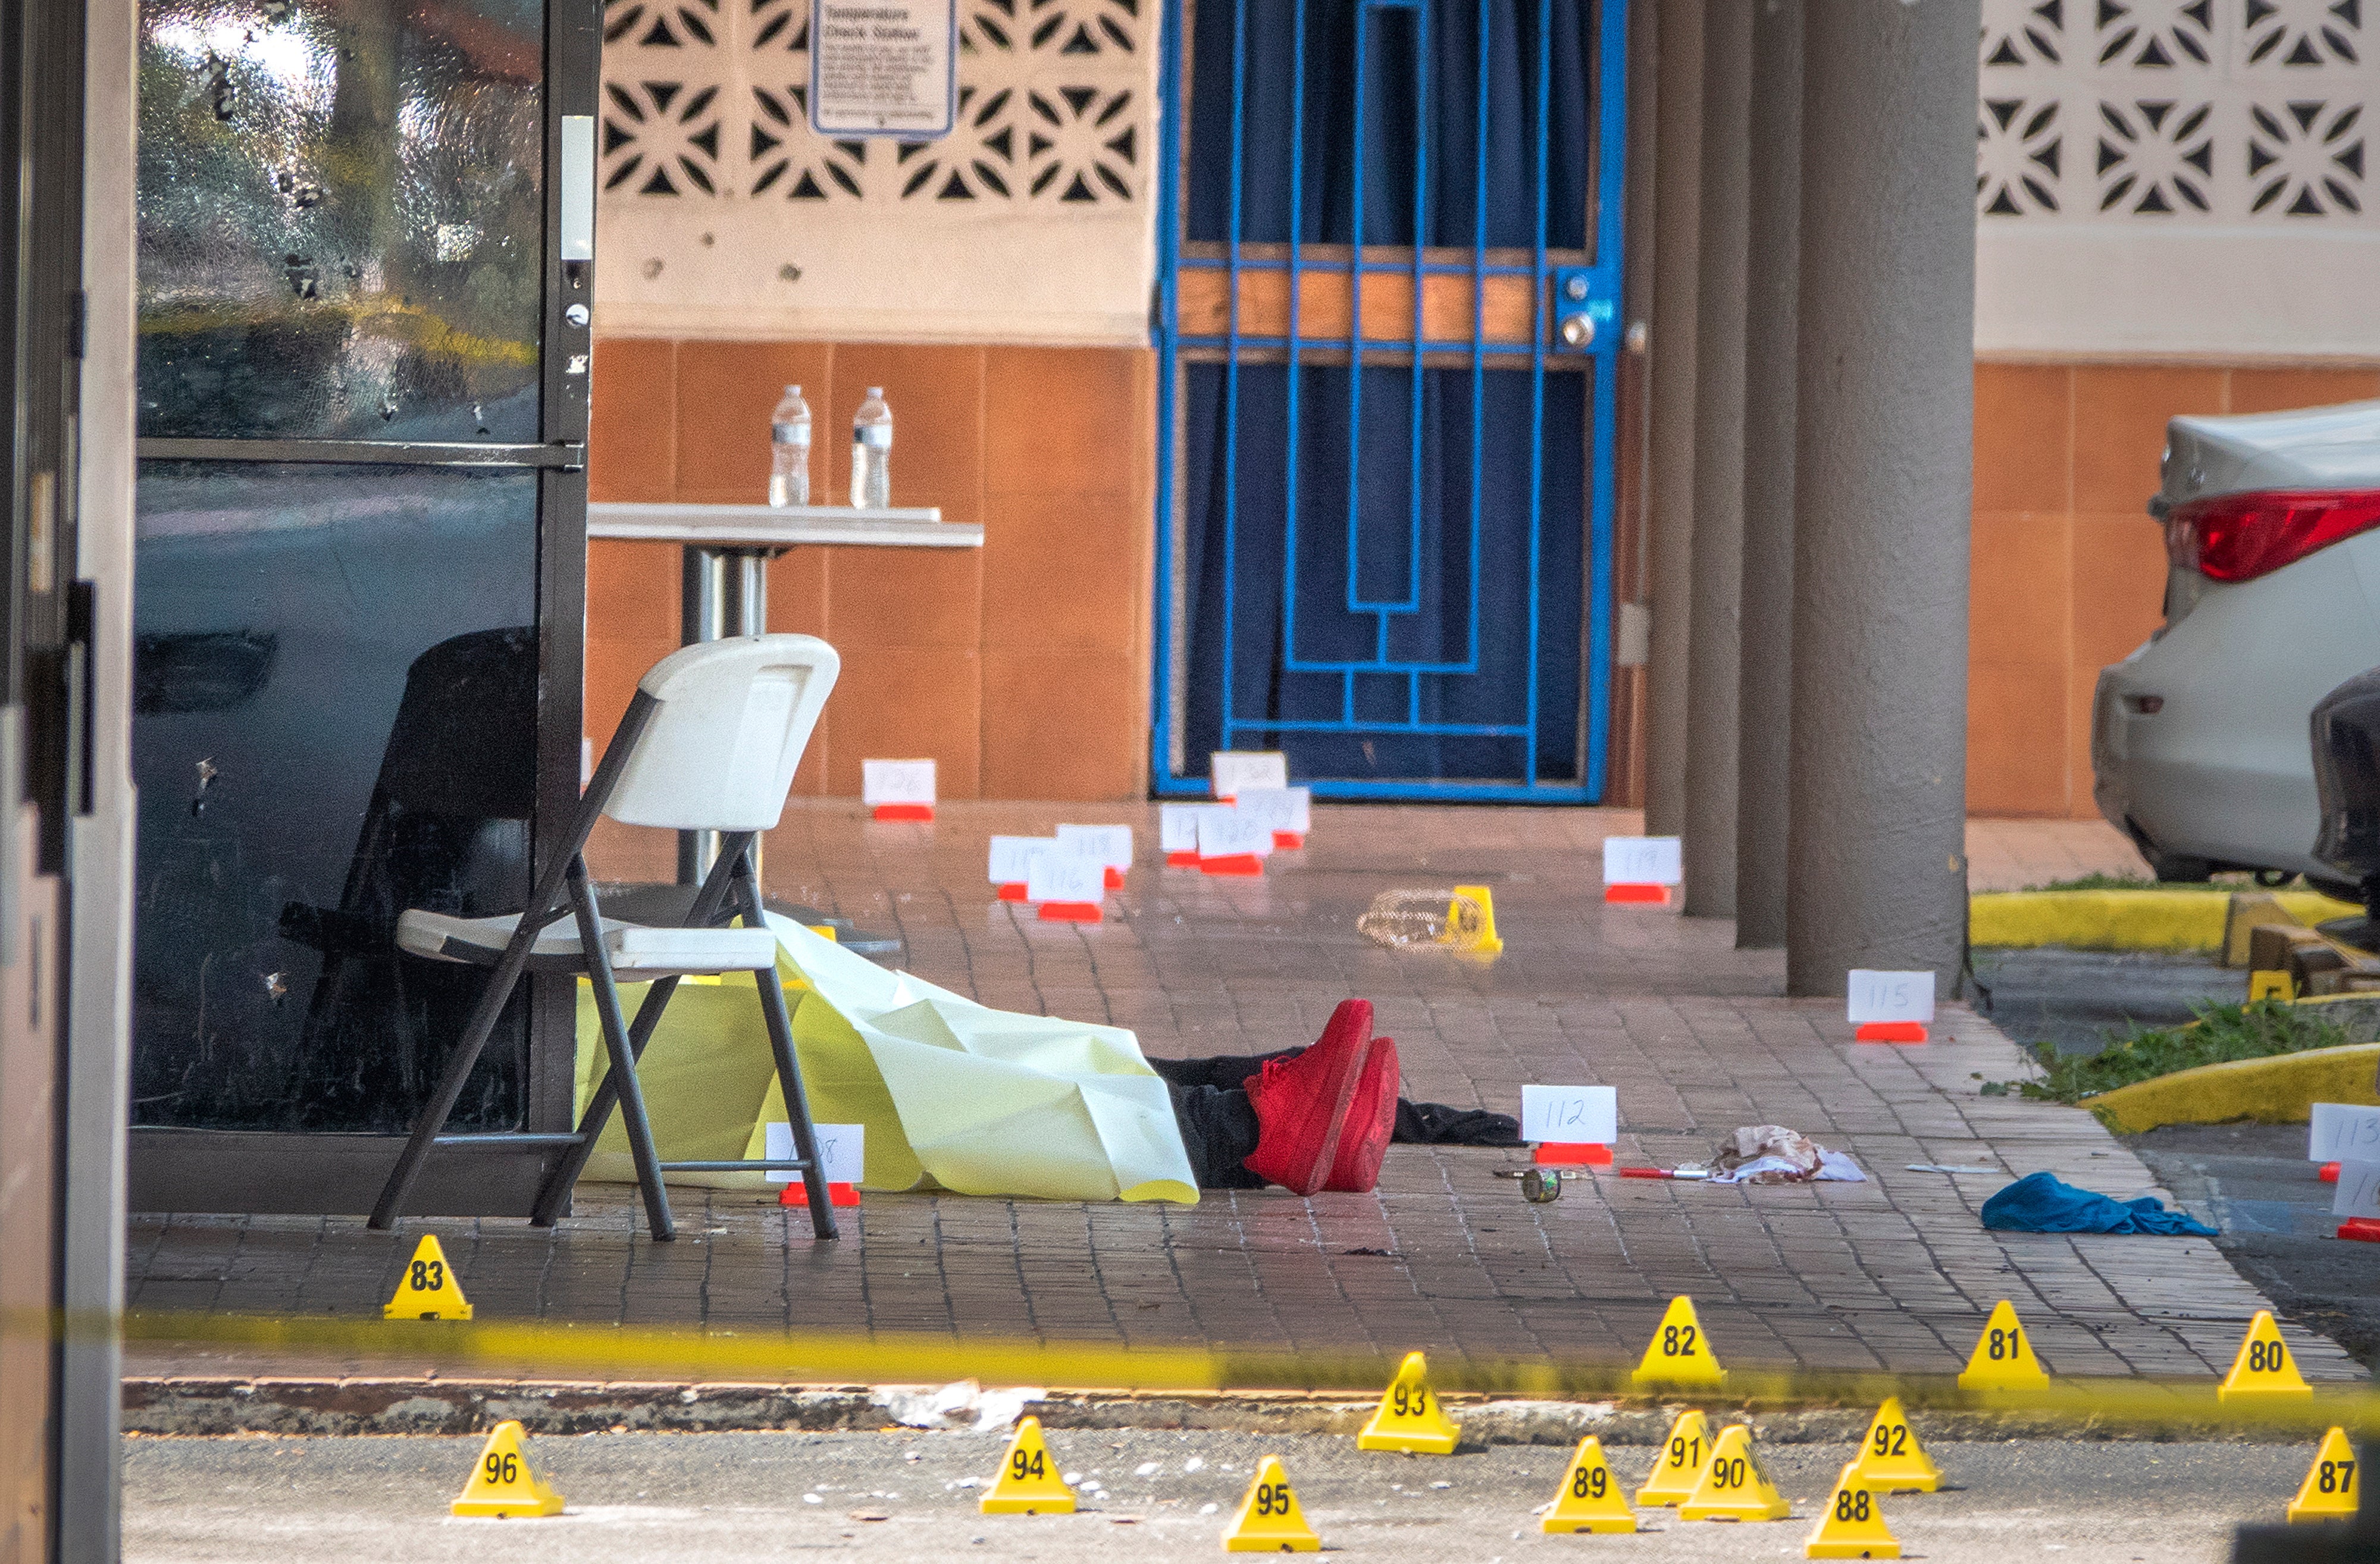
(123, 0), (602, 1217)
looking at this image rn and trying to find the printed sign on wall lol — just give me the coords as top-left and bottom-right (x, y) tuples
(810, 0), (957, 137)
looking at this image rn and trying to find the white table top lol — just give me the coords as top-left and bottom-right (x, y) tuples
(587, 502), (982, 549)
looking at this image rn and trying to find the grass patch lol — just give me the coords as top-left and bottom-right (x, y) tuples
(2014, 998), (2349, 1104)
(2019, 872), (2286, 894)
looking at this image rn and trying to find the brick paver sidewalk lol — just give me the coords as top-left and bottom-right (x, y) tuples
(125, 805), (2354, 1386)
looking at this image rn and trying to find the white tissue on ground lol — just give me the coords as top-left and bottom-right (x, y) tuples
(1703, 1123), (1867, 1184)
(875, 1379), (1044, 1431)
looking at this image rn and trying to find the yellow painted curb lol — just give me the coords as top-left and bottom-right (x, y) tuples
(1970, 889), (2360, 952)
(2084, 1042), (2380, 1133)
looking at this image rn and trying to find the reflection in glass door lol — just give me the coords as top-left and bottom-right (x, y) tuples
(130, 0), (597, 1203)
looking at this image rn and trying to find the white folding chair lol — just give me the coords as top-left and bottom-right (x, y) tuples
(368, 635), (844, 1242)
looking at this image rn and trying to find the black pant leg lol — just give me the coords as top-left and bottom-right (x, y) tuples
(1148, 1048), (1299, 1093)
(1153, 1048), (1518, 1149)
(1169, 1081), (1267, 1189)
(1394, 1100), (1524, 1146)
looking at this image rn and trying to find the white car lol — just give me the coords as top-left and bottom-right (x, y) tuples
(2091, 399), (2380, 888)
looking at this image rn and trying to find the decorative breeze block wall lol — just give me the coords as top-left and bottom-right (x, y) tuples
(1976, 0), (2380, 357)
(594, 0), (1158, 344)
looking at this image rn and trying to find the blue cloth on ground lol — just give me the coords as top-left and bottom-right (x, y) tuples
(1980, 1171), (2218, 1237)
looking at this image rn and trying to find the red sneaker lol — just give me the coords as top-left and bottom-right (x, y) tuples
(1242, 1000), (1374, 1195)
(1324, 1036), (1398, 1193)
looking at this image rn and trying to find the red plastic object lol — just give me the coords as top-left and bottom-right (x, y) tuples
(2165, 489), (2380, 582)
(779, 1181), (862, 1209)
(1272, 831), (1305, 850)
(2320, 1161), (2341, 1183)
(1604, 883), (1669, 904)
(1200, 853), (1264, 876)
(872, 803), (934, 822)
(1038, 900), (1103, 923)
(2337, 1217), (2380, 1243)
(1104, 866), (1126, 889)
(1855, 1021), (1929, 1043)
(1617, 1167), (1670, 1180)
(995, 882), (1028, 902)
(1535, 1142), (1612, 1167)
(1164, 850), (1201, 867)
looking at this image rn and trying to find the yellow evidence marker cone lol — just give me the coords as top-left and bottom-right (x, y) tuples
(384, 1234), (471, 1320)
(1956, 1300), (2047, 1391)
(1356, 1351), (1461, 1454)
(450, 1421), (563, 1518)
(1676, 1424), (1790, 1522)
(2220, 1309), (2313, 1401)
(1805, 1460), (1899, 1559)
(1847, 1397), (1940, 1493)
(1541, 1436), (1637, 1534)
(2287, 1426), (2361, 1524)
(1446, 886), (1504, 954)
(1636, 1408), (1716, 1506)
(1222, 1454), (1320, 1552)
(1631, 1296), (1726, 1388)
(979, 1416), (1075, 1515)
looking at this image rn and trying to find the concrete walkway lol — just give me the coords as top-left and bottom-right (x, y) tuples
(125, 805), (2354, 1388)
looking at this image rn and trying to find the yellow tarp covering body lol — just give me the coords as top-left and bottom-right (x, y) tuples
(572, 913), (1198, 1203)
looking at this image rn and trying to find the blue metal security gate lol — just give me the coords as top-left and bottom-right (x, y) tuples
(1152, 0), (1626, 801)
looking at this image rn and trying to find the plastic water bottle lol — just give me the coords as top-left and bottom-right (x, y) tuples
(850, 386), (891, 509)
(768, 384), (810, 507)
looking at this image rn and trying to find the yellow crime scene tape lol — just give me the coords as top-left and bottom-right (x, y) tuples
(73, 1305), (2380, 1437)
(26, 1291), (2374, 1548)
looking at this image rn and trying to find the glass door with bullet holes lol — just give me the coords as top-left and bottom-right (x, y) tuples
(129, 0), (599, 1211)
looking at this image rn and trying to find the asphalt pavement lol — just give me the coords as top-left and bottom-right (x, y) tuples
(2132, 1120), (2380, 1369)
(1973, 948), (2247, 1059)
(1964, 946), (2380, 1374)
(124, 1428), (2345, 1563)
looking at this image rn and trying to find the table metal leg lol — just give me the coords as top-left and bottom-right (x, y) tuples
(677, 545), (771, 886)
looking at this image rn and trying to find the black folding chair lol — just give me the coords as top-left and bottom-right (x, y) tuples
(368, 635), (845, 1241)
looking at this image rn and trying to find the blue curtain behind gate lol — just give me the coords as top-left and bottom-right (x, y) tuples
(1179, 0), (1596, 786)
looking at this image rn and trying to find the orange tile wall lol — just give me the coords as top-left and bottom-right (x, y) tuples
(585, 338), (1158, 801)
(588, 342), (2376, 813)
(1969, 360), (2380, 817)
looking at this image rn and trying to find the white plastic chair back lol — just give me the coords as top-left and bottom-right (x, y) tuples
(603, 635), (840, 831)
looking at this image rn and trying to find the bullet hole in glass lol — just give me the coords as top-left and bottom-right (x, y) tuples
(206, 56), (236, 121)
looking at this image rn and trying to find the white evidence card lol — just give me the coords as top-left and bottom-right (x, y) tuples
(987, 835), (1050, 885)
(1846, 969), (1936, 1025)
(1210, 750), (1289, 798)
(764, 1122), (865, 1184)
(1160, 803), (1206, 853)
(1026, 850), (1107, 905)
(1056, 823), (1134, 870)
(1520, 1085), (1618, 1145)
(2309, 1102), (2380, 1162)
(1233, 786), (1312, 835)
(862, 759), (937, 805)
(2334, 1158), (2380, 1220)
(1602, 835), (1683, 886)
(1196, 807), (1274, 860)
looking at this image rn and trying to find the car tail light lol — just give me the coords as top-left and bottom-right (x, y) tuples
(2165, 490), (2380, 582)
